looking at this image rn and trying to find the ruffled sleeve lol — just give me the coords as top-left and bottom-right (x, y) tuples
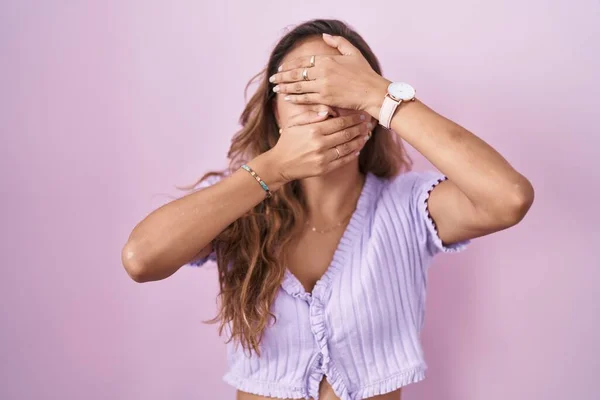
(183, 173), (223, 268)
(385, 170), (470, 259)
(409, 171), (471, 256)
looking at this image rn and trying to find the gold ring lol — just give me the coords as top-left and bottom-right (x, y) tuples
(302, 68), (309, 81)
(309, 55), (315, 67)
(334, 146), (341, 160)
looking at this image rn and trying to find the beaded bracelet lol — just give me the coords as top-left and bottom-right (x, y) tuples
(241, 164), (272, 199)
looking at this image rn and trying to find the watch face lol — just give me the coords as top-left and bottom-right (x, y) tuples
(388, 82), (416, 101)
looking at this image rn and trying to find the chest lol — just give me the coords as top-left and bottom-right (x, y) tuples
(270, 216), (429, 358)
(286, 226), (348, 293)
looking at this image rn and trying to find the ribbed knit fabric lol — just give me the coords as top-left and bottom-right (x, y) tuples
(188, 171), (470, 400)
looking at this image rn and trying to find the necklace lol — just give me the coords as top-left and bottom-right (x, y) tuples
(305, 175), (365, 234)
(305, 209), (355, 234)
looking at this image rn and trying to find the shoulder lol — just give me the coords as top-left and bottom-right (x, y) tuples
(378, 170), (446, 203)
(373, 170), (447, 234)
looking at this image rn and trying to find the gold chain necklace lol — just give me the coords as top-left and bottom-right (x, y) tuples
(305, 176), (364, 234)
(305, 209), (355, 234)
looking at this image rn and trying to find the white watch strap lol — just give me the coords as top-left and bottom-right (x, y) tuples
(378, 95), (402, 129)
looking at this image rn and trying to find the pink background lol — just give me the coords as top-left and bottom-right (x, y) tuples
(2, 1), (599, 399)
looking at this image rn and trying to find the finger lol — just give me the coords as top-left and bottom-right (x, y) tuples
(313, 113), (367, 136)
(282, 107), (332, 129)
(282, 93), (321, 105)
(327, 148), (362, 171)
(270, 65), (322, 84)
(274, 80), (319, 95)
(326, 134), (366, 164)
(306, 104), (334, 115)
(322, 33), (359, 56)
(329, 134), (367, 160)
(276, 54), (326, 73)
(322, 122), (369, 148)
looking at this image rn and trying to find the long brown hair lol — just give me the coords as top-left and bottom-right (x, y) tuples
(189, 19), (412, 354)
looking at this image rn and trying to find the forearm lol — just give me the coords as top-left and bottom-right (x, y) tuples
(122, 151), (284, 282)
(366, 78), (533, 214)
(391, 100), (531, 209)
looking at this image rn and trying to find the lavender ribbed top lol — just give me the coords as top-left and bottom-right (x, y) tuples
(188, 171), (470, 400)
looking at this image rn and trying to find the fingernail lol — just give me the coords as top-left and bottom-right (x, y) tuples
(318, 111), (328, 116)
(323, 33), (332, 39)
(278, 65), (283, 72)
(367, 122), (374, 130)
(273, 85), (280, 93)
(360, 115), (365, 121)
(364, 135), (369, 142)
(269, 75), (275, 83)
(284, 95), (292, 101)
(355, 151), (360, 156)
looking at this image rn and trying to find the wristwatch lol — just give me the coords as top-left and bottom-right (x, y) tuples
(378, 82), (416, 129)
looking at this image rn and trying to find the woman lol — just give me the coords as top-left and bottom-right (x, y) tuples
(122, 19), (534, 400)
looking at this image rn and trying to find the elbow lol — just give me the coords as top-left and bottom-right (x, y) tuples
(495, 177), (535, 227)
(121, 241), (151, 283)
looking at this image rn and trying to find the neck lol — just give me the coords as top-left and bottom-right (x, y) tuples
(300, 165), (365, 225)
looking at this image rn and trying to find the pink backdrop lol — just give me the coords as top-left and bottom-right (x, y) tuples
(2, 1), (598, 399)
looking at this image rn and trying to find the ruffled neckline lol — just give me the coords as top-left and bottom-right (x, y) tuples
(281, 172), (379, 302)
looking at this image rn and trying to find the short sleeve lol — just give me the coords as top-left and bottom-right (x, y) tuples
(183, 173), (223, 268)
(187, 250), (217, 267)
(385, 170), (470, 259)
(409, 171), (471, 256)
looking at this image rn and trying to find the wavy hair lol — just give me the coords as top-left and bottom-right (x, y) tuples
(186, 19), (412, 354)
